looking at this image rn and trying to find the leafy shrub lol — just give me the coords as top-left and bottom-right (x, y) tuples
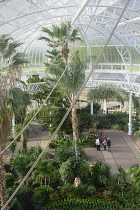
(89, 161), (111, 188)
(111, 124), (120, 130)
(133, 129), (140, 138)
(8, 142), (17, 154)
(59, 157), (90, 184)
(61, 183), (96, 198)
(11, 146), (43, 178)
(42, 197), (124, 210)
(32, 185), (55, 210)
(94, 112), (129, 130)
(78, 136), (96, 147)
(49, 138), (72, 149)
(55, 145), (85, 163)
(4, 173), (15, 188)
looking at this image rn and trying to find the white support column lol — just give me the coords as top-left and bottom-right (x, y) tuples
(33, 100), (37, 109)
(103, 98), (107, 115)
(90, 101), (93, 115)
(128, 92), (132, 135)
(12, 115), (16, 138)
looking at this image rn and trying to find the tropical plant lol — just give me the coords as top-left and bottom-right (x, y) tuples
(32, 159), (60, 186)
(6, 185), (32, 210)
(93, 112), (129, 129)
(87, 84), (125, 114)
(0, 34), (29, 208)
(58, 51), (86, 155)
(59, 156), (90, 184)
(39, 22), (86, 156)
(39, 21), (81, 63)
(32, 185), (55, 210)
(60, 183), (96, 198)
(10, 146), (42, 179)
(55, 145), (85, 163)
(126, 164), (140, 191)
(4, 173), (15, 188)
(89, 161), (111, 188)
(42, 197), (124, 210)
(8, 142), (17, 155)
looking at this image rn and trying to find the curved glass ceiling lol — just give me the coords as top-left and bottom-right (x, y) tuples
(0, 1), (140, 60)
(1, 0), (140, 93)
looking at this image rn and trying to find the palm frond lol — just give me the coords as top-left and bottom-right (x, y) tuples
(3, 41), (22, 58)
(38, 36), (51, 42)
(41, 27), (53, 37)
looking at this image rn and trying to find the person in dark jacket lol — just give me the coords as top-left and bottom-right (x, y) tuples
(107, 138), (111, 152)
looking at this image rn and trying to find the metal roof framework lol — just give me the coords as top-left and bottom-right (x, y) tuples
(0, 0), (140, 95)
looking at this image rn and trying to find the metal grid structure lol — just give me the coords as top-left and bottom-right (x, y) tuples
(0, 0), (140, 95)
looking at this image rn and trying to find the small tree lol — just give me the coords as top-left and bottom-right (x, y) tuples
(0, 34), (29, 208)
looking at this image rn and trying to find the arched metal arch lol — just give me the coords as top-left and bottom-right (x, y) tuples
(86, 26), (132, 71)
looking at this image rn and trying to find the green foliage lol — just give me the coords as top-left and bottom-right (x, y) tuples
(60, 51), (86, 98)
(27, 75), (44, 83)
(11, 146), (42, 178)
(59, 156), (90, 184)
(79, 103), (101, 115)
(87, 84), (125, 104)
(49, 106), (72, 135)
(32, 159), (60, 186)
(6, 186), (31, 210)
(126, 165), (140, 190)
(7, 88), (31, 113)
(16, 186), (32, 210)
(42, 197), (124, 210)
(77, 135), (96, 147)
(21, 139), (27, 151)
(132, 120), (140, 134)
(61, 183), (96, 198)
(49, 138), (72, 149)
(78, 112), (93, 132)
(49, 134), (96, 149)
(133, 129), (140, 138)
(89, 161), (111, 188)
(94, 112), (129, 130)
(32, 185), (55, 210)
(55, 145), (85, 163)
(8, 141), (16, 154)
(4, 173), (15, 188)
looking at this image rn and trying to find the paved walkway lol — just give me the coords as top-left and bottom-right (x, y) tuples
(84, 129), (140, 174)
(2, 122), (140, 174)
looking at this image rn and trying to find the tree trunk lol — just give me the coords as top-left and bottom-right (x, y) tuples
(0, 154), (9, 210)
(71, 105), (79, 157)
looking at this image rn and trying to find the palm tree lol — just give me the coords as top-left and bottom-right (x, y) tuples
(39, 21), (81, 63)
(46, 50), (85, 155)
(39, 22), (85, 156)
(87, 84), (125, 115)
(59, 51), (86, 155)
(0, 34), (29, 208)
(32, 159), (57, 186)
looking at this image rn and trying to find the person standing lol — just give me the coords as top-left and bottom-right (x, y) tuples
(95, 138), (100, 151)
(103, 139), (107, 150)
(107, 138), (111, 152)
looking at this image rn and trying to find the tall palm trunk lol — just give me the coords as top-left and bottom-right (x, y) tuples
(0, 154), (9, 210)
(71, 105), (79, 157)
(61, 44), (69, 64)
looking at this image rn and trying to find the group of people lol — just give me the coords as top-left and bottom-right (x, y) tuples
(95, 136), (111, 152)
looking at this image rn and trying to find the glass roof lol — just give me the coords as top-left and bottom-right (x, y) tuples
(0, 0), (140, 94)
(0, 0), (140, 62)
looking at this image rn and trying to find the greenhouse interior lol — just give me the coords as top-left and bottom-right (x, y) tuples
(0, 0), (140, 209)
